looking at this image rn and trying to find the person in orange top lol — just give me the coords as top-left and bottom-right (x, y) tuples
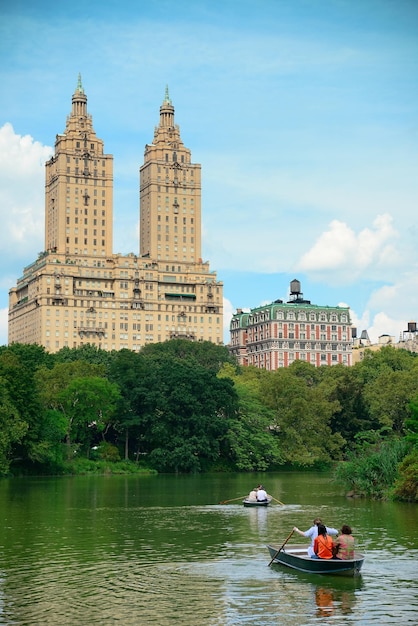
(313, 524), (334, 559)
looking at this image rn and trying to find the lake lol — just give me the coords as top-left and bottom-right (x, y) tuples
(0, 472), (417, 625)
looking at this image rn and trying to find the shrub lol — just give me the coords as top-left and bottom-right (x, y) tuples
(96, 442), (121, 462)
(392, 450), (418, 502)
(334, 438), (410, 499)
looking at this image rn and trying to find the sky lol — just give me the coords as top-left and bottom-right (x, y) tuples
(0, 0), (417, 346)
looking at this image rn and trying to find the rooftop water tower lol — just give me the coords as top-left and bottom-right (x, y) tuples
(287, 279), (310, 304)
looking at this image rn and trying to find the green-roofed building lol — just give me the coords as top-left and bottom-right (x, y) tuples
(229, 279), (352, 369)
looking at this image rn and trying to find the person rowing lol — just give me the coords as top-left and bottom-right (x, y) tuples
(256, 484), (268, 502)
(293, 517), (338, 557)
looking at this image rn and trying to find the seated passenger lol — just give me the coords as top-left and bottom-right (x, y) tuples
(313, 524), (334, 559)
(333, 525), (355, 560)
(247, 489), (258, 502)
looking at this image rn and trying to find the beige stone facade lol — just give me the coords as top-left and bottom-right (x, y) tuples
(351, 322), (418, 364)
(8, 78), (223, 352)
(229, 280), (352, 369)
(140, 87), (202, 264)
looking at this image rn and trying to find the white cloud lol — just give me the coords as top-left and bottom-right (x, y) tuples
(367, 278), (418, 316)
(349, 286), (414, 345)
(351, 309), (407, 345)
(295, 214), (400, 283)
(0, 308), (8, 347)
(0, 124), (53, 346)
(223, 297), (234, 345)
(362, 274), (418, 343)
(348, 305), (369, 334)
(367, 311), (405, 343)
(0, 123), (52, 261)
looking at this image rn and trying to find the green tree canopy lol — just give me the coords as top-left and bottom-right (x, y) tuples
(0, 377), (28, 474)
(57, 376), (121, 454)
(218, 364), (283, 470)
(260, 364), (345, 466)
(35, 361), (114, 457)
(140, 339), (236, 372)
(0, 347), (47, 466)
(131, 355), (238, 472)
(362, 365), (418, 435)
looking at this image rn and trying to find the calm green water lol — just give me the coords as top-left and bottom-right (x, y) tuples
(0, 472), (417, 625)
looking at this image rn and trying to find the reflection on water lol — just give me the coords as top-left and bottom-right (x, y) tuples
(315, 586), (335, 617)
(314, 583), (358, 618)
(0, 473), (417, 625)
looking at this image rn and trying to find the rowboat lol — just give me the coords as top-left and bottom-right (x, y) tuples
(267, 544), (364, 576)
(243, 497), (272, 507)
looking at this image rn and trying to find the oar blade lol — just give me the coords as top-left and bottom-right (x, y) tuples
(268, 529), (294, 566)
(219, 495), (247, 505)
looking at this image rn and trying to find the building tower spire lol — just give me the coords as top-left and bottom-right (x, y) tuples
(76, 72), (84, 94)
(72, 72), (87, 118)
(159, 84), (175, 128)
(164, 84), (171, 104)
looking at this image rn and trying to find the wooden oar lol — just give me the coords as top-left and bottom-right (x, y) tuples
(219, 495), (246, 504)
(270, 495), (285, 506)
(268, 529), (294, 566)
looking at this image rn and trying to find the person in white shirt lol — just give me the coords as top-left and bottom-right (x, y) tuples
(256, 485), (268, 502)
(293, 518), (338, 557)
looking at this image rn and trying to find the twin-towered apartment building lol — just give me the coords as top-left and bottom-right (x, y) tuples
(8, 78), (223, 352)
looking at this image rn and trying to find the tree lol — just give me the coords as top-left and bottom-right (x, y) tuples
(260, 366), (344, 466)
(0, 342), (51, 370)
(405, 394), (418, 447)
(218, 364), (283, 470)
(53, 344), (115, 373)
(108, 350), (148, 460)
(356, 346), (416, 384)
(35, 361), (115, 458)
(57, 376), (121, 455)
(140, 339), (236, 373)
(363, 366), (418, 435)
(321, 365), (373, 446)
(0, 378), (28, 474)
(132, 356), (238, 472)
(0, 347), (47, 467)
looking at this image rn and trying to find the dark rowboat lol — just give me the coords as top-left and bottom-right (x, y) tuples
(267, 544), (364, 576)
(243, 497), (272, 507)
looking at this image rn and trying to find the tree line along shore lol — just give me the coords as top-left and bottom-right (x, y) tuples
(0, 340), (417, 501)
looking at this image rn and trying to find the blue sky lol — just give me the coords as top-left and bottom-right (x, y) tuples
(1, 0), (417, 345)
